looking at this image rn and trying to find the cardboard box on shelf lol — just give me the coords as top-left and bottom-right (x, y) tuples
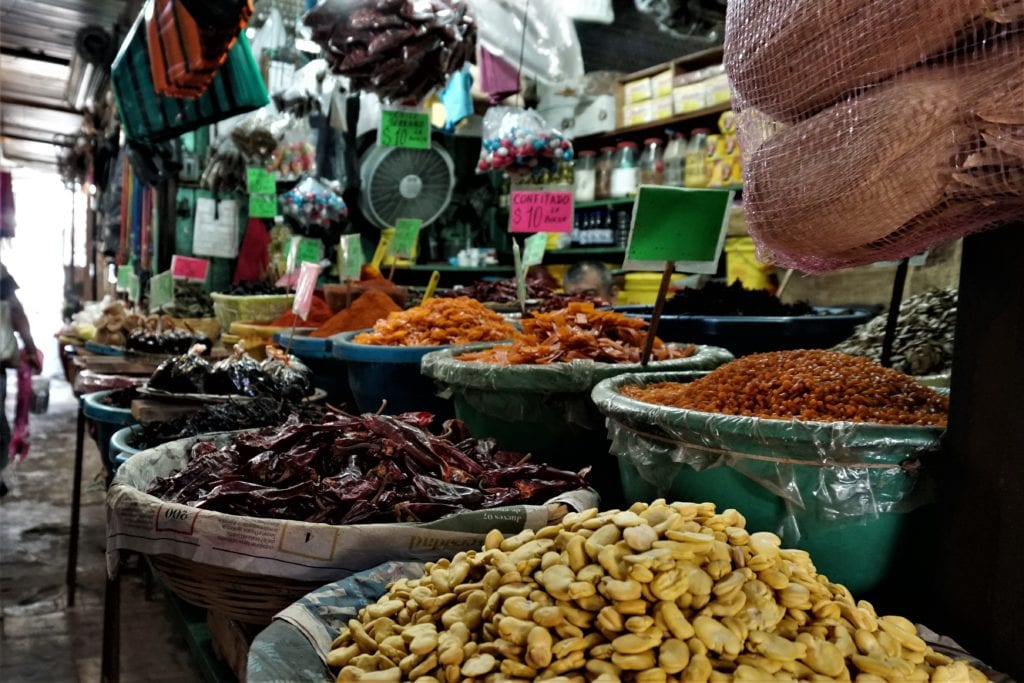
(650, 95), (674, 121)
(539, 94), (616, 138)
(673, 82), (707, 114)
(623, 101), (653, 126)
(704, 73), (732, 106)
(652, 69), (674, 98)
(623, 77), (653, 104)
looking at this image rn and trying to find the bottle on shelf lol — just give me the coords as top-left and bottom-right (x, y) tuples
(574, 151), (596, 202)
(639, 137), (665, 186)
(595, 146), (615, 199)
(663, 132), (686, 187)
(684, 128), (712, 188)
(610, 141), (640, 198)
(614, 206), (631, 247)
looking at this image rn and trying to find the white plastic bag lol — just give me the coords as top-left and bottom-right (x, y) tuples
(466, 0), (584, 85)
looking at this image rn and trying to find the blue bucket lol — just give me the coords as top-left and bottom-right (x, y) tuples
(82, 391), (137, 472)
(331, 331), (463, 419)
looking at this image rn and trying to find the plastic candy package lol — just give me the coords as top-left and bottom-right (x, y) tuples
(230, 106), (292, 160)
(305, 0), (476, 104)
(266, 118), (317, 180)
(476, 106), (573, 179)
(281, 177), (347, 228)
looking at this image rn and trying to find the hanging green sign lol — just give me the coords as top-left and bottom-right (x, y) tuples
(246, 167), (276, 195)
(249, 194), (278, 218)
(379, 109), (431, 149)
(149, 271), (174, 311)
(389, 218), (422, 259)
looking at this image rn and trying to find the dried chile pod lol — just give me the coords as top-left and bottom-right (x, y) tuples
(367, 26), (419, 55)
(350, 6), (404, 30)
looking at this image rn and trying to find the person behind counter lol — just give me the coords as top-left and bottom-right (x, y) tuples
(563, 261), (616, 302)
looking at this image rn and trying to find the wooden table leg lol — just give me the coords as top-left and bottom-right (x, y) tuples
(101, 567), (121, 683)
(66, 399), (85, 607)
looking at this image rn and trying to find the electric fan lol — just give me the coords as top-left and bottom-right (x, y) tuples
(358, 142), (456, 229)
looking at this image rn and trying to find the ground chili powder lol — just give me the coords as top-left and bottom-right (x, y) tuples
(310, 289), (401, 338)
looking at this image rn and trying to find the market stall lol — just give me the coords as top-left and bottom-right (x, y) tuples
(2, 0), (1013, 680)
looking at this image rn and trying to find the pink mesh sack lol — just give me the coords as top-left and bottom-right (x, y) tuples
(725, 1), (1024, 272)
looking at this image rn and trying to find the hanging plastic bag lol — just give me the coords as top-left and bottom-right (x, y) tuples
(476, 107), (573, 179)
(466, 0), (584, 86)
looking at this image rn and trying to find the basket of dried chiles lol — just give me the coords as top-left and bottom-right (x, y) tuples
(246, 500), (998, 683)
(106, 409), (595, 625)
(591, 350), (949, 593)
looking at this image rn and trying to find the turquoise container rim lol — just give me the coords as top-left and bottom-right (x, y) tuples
(331, 330), (462, 364)
(111, 425), (143, 458)
(592, 372), (944, 459)
(82, 390), (137, 426)
(272, 331), (333, 359)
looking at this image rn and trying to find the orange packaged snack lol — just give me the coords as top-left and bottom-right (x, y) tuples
(622, 349), (948, 426)
(458, 302), (695, 365)
(353, 297), (516, 347)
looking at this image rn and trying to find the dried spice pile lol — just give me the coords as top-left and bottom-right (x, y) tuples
(458, 303), (693, 365)
(354, 297), (516, 347)
(269, 296), (332, 327)
(311, 290), (401, 338)
(439, 278), (607, 312)
(128, 398), (329, 451)
(622, 350), (948, 426)
(666, 281), (813, 317)
(327, 500), (986, 682)
(834, 288), (957, 376)
(147, 411), (588, 525)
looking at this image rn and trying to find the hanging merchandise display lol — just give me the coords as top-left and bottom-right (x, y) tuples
(477, 45), (520, 103)
(304, 0), (477, 104)
(281, 177), (348, 229)
(146, 0), (255, 98)
(727, 0), (1024, 272)
(112, 10), (268, 143)
(477, 107), (573, 178)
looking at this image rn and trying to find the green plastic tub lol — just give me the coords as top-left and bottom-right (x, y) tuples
(592, 372), (944, 595)
(82, 391), (138, 473)
(421, 347), (734, 504)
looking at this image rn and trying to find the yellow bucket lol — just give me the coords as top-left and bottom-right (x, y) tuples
(725, 237), (773, 291)
(380, 227), (418, 266)
(619, 273), (667, 306)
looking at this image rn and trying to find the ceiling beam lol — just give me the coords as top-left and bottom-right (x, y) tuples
(0, 46), (70, 66)
(0, 95), (78, 114)
(1, 132), (73, 147)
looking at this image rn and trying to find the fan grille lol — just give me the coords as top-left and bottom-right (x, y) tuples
(361, 144), (455, 229)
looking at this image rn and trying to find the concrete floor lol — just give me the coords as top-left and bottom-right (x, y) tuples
(1, 377), (202, 682)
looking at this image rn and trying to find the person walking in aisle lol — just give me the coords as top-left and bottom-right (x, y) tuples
(1, 264), (40, 496)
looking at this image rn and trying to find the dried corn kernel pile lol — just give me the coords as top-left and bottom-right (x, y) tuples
(328, 500), (986, 682)
(622, 350), (948, 426)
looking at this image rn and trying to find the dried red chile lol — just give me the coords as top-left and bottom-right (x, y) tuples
(147, 411), (588, 524)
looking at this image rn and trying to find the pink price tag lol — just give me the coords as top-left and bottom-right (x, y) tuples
(292, 262), (322, 321)
(170, 255), (210, 282)
(509, 191), (574, 233)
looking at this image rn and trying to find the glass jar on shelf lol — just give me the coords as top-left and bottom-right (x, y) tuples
(610, 141), (639, 197)
(663, 132), (686, 187)
(639, 137), (664, 186)
(574, 151), (596, 202)
(595, 146), (616, 199)
(684, 128), (712, 188)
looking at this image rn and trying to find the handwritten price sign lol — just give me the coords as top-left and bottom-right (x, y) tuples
(509, 191), (574, 233)
(379, 109), (430, 149)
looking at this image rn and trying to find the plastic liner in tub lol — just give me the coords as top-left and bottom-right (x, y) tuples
(421, 345), (734, 503)
(110, 424), (143, 469)
(274, 331), (354, 406)
(614, 305), (877, 356)
(331, 331), (497, 419)
(82, 390), (138, 472)
(106, 431), (597, 583)
(591, 372), (944, 594)
(248, 560), (1012, 683)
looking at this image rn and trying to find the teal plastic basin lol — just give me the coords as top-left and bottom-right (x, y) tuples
(331, 331), (461, 419)
(82, 391), (138, 473)
(592, 372), (944, 595)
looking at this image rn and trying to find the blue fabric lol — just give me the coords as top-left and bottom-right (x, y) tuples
(439, 67), (474, 132)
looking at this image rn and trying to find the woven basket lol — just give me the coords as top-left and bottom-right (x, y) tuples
(149, 554), (326, 625)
